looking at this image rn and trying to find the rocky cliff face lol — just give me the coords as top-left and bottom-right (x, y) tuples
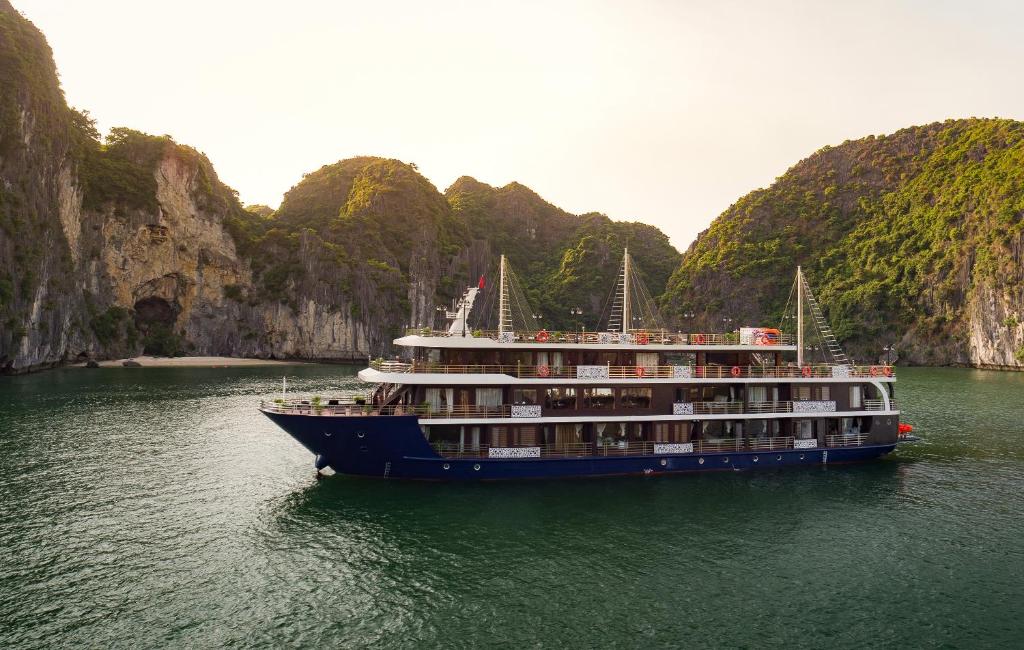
(0, 3), (374, 371)
(0, 2), (679, 372)
(662, 119), (1024, 369)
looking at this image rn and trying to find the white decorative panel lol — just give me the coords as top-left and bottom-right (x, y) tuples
(673, 402), (695, 415)
(597, 332), (614, 344)
(831, 365), (851, 378)
(576, 365), (610, 379)
(511, 405), (542, 418)
(794, 439), (818, 449)
(654, 443), (694, 454)
(497, 331), (516, 344)
(792, 400), (837, 413)
(672, 366), (693, 379)
(618, 332), (634, 344)
(488, 447), (541, 458)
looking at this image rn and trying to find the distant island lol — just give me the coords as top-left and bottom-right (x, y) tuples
(1, 0), (1022, 373)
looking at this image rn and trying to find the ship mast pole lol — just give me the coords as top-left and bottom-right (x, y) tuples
(498, 254), (509, 334)
(622, 248), (631, 334)
(796, 266), (804, 367)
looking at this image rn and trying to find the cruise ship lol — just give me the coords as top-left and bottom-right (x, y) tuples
(260, 251), (910, 480)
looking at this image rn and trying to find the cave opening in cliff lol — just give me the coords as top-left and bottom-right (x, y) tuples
(133, 297), (184, 356)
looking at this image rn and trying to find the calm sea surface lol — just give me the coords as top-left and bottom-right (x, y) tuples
(1, 365), (1023, 648)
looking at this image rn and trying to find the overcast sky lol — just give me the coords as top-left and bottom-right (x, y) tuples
(18, 0), (1024, 250)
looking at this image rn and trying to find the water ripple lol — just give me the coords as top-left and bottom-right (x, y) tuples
(1, 366), (1023, 648)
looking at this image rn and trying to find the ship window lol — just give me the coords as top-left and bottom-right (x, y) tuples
(476, 388), (502, 407)
(555, 423), (581, 444)
(583, 387), (615, 409)
(619, 387), (652, 408)
(512, 389), (538, 405)
(425, 388), (453, 413)
(817, 386), (831, 401)
(794, 385), (811, 401)
(636, 352), (659, 368)
(748, 386), (768, 403)
(514, 426), (538, 446)
(850, 386), (862, 408)
(545, 387), (576, 410)
(653, 422), (669, 442)
(796, 420), (813, 439)
(489, 426), (508, 447)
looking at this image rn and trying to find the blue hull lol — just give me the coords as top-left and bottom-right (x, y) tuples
(261, 411), (897, 481)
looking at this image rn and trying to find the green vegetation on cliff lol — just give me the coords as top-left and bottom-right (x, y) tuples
(663, 118), (1024, 364)
(225, 159), (681, 339)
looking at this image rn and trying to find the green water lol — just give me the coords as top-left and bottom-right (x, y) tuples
(1, 366), (1023, 648)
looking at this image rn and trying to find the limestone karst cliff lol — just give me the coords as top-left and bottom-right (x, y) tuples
(662, 119), (1024, 369)
(0, 2), (679, 372)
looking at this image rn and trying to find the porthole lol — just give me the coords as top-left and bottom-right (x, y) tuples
(473, 463), (481, 471)
(799, 454), (805, 460)
(359, 445), (368, 452)
(753, 456), (759, 463)
(723, 457), (729, 463)
(776, 455), (782, 461)
(698, 458), (705, 465)
(443, 463), (450, 470)
(660, 459), (667, 467)
(357, 431), (366, 438)
(323, 431), (332, 437)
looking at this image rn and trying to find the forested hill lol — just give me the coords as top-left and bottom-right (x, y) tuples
(226, 159), (682, 339)
(661, 119), (1024, 368)
(0, 0), (680, 372)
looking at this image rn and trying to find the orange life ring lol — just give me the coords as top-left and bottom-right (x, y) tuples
(535, 330), (550, 343)
(537, 364), (550, 378)
(801, 365), (812, 378)
(731, 366), (742, 377)
(635, 366), (646, 378)
(883, 366), (893, 377)
(869, 366), (880, 377)
(694, 333), (706, 345)
(636, 333), (650, 345)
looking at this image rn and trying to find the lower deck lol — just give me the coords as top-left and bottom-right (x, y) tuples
(260, 407), (900, 480)
(431, 433), (869, 459)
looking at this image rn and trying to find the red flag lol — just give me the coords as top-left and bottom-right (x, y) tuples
(478, 275), (485, 289)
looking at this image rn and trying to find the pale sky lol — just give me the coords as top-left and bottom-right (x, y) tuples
(17, 0), (1024, 250)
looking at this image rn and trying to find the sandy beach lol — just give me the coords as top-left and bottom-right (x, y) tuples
(77, 356), (308, 368)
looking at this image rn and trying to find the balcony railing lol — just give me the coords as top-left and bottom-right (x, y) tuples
(261, 400), (514, 419)
(825, 433), (869, 447)
(261, 397), (898, 419)
(429, 435), (867, 459)
(404, 328), (794, 346)
(863, 399), (897, 411)
(369, 361), (897, 379)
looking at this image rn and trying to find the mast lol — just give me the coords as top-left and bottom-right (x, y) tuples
(796, 266), (804, 366)
(498, 254), (511, 334)
(622, 248), (631, 333)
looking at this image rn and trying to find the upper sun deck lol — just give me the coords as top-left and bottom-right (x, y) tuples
(396, 328), (797, 351)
